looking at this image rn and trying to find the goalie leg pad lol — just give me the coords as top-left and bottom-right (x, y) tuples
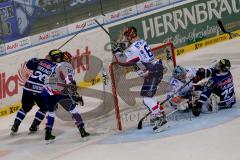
(208, 94), (220, 112)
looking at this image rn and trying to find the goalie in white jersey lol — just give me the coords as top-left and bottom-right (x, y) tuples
(112, 26), (167, 132)
(166, 66), (197, 111)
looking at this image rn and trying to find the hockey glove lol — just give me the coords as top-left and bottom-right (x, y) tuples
(66, 81), (78, 95)
(112, 43), (126, 54)
(192, 102), (201, 117)
(112, 43), (121, 54)
(72, 95), (84, 106)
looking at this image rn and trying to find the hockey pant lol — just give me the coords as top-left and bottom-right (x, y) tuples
(140, 61), (163, 97)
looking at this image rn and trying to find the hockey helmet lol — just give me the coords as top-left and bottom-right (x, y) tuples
(124, 26), (137, 41)
(172, 65), (187, 82)
(62, 51), (73, 63)
(214, 59), (231, 72)
(49, 49), (63, 62)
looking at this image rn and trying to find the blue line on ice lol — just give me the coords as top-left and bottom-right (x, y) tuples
(100, 104), (240, 144)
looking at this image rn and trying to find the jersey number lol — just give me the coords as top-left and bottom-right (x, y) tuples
(221, 86), (234, 100)
(31, 71), (48, 82)
(144, 45), (153, 58)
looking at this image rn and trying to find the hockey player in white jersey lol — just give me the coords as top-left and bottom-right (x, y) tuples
(112, 26), (167, 132)
(42, 51), (89, 141)
(166, 66), (197, 111)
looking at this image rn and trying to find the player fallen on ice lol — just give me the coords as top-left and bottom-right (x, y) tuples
(112, 26), (167, 132)
(10, 49), (62, 135)
(42, 51), (89, 141)
(165, 65), (197, 112)
(192, 59), (236, 116)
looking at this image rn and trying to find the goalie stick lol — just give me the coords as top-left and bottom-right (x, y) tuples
(217, 20), (240, 39)
(137, 78), (193, 130)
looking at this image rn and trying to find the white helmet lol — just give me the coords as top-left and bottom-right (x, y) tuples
(172, 65), (187, 82)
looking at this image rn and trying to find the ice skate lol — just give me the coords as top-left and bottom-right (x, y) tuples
(10, 123), (20, 136)
(150, 117), (158, 126)
(29, 121), (39, 134)
(28, 125), (39, 134)
(153, 116), (169, 133)
(45, 130), (55, 144)
(79, 128), (90, 138)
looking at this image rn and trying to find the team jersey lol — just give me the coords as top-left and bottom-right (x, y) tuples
(124, 39), (154, 63)
(44, 61), (75, 95)
(198, 71), (236, 108)
(24, 58), (57, 93)
(167, 67), (197, 98)
(115, 39), (160, 76)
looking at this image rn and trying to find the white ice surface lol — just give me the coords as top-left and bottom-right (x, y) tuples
(1, 38), (240, 160)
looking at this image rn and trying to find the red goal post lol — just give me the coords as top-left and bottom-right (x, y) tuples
(109, 42), (176, 130)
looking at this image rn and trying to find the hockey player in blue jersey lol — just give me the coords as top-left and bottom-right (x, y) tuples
(192, 59), (236, 116)
(11, 49), (62, 135)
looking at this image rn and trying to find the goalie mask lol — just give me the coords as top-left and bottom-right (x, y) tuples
(172, 65), (187, 82)
(214, 59), (231, 72)
(49, 49), (63, 62)
(124, 26), (138, 42)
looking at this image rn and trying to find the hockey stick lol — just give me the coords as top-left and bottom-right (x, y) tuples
(217, 20), (240, 39)
(94, 19), (118, 44)
(137, 78), (194, 129)
(57, 23), (86, 50)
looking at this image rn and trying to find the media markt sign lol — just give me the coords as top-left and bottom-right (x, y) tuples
(109, 0), (240, 48)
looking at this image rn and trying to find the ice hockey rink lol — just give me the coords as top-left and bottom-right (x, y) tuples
(0, 38), (240, 160)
